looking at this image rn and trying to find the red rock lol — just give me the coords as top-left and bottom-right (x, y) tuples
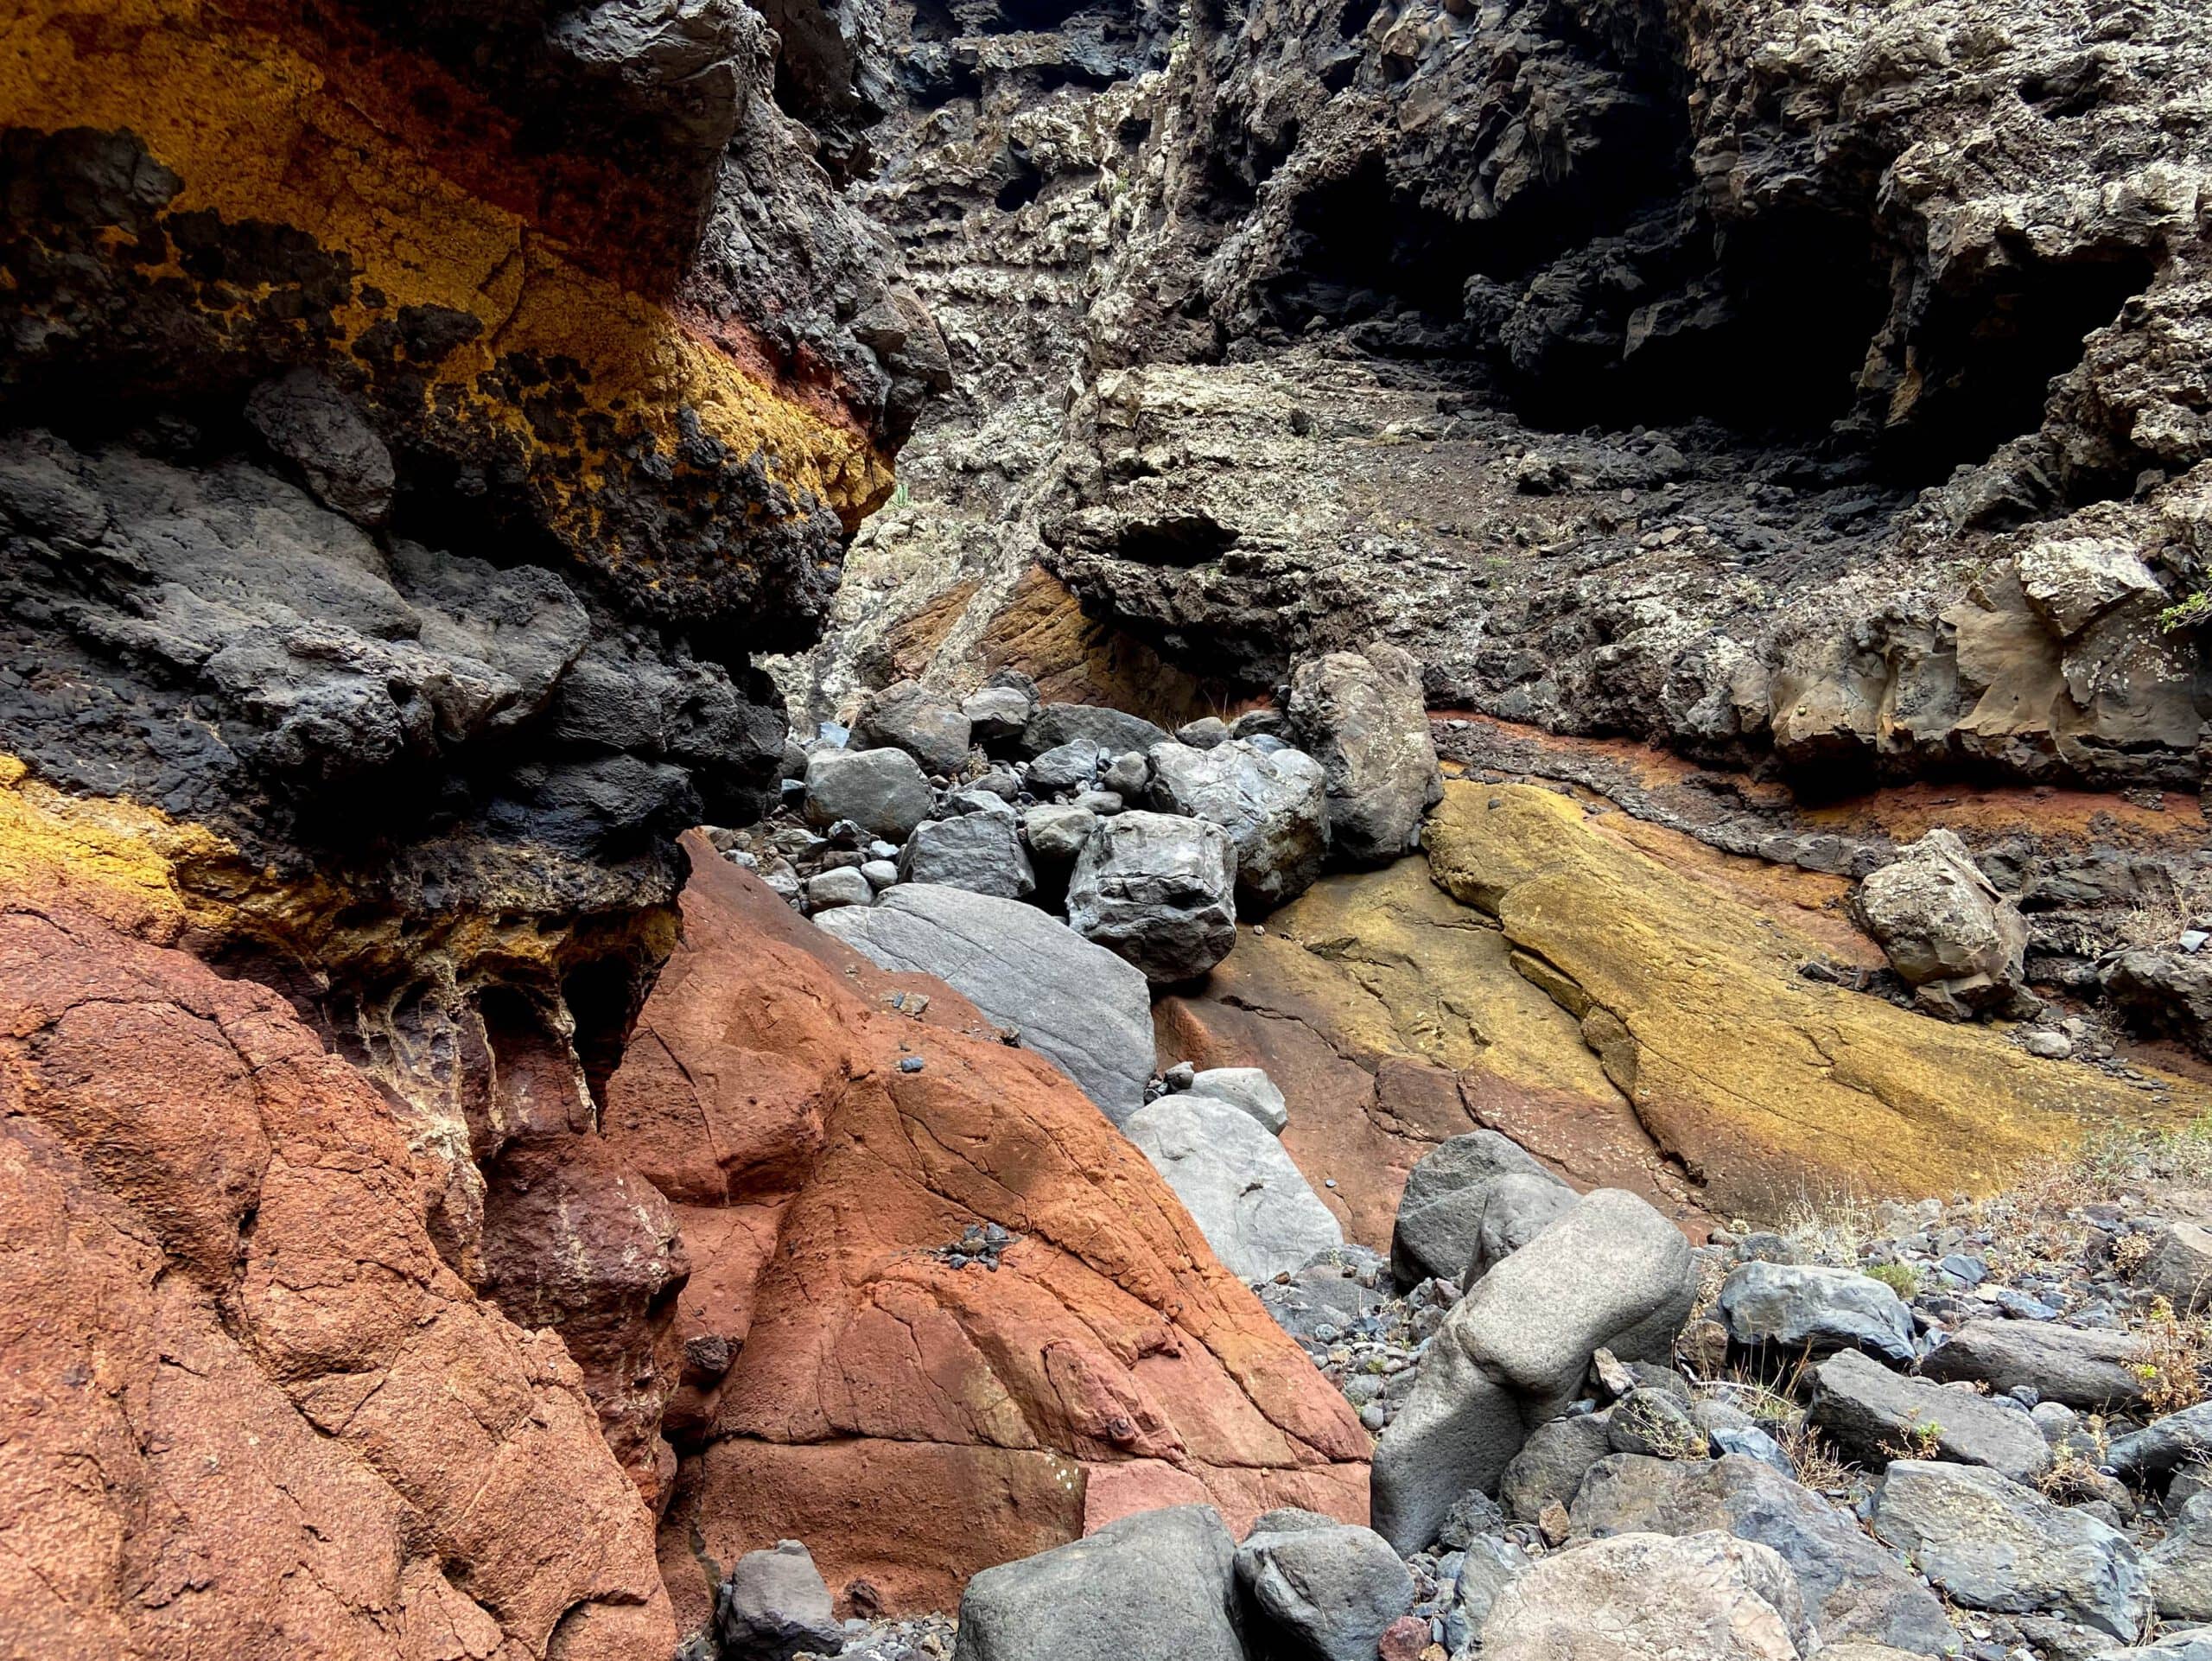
(1379, 1613), (1435, 1661)
(0, 898), (674, 1657)
(618, 837), (1371, 1623)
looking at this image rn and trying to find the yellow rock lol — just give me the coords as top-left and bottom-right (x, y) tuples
(1158, 856), (1700, 1249)
(1424, 781), (2203, 1217)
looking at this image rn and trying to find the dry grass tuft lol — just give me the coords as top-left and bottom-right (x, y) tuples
(2136, 1299), (2212, 1416)
(2115, 865), (2212, 951)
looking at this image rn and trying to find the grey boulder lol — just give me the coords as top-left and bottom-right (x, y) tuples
(1371, 1188), (1695, 1553)
(1853, 828), (2030, 1019)
(1021, 702), (1171, 760)
(1569, 1454), (1957, 1655)
(817, 884), (1154, 1121)
(1147, 737), (1330, 912)
(851, 678), (973, 774)
(804, 866), (874, 913)
(1919, 1319), (2153, 1411)
(2151, 1493), (2212, 1624)
(1500, 1412), (1617, 1523)
(1480, 1530), (1815, 1661)
(1715, 1262), (1916, 1365)
(2109, 1403), (2212, 1486)
(1389, 1130), (1573, 1289)
(803, 746), (932, 843)
(1021, 803), (1097, 863)
(899, 805), (1036, 899)
(1811, 1349), (2051, 1483)
(1125, 1091), (1343, 1281)
(1027, 740), (1109, 796)
(1067, 810), (1239, 983)
(962, 674), (1039, 747)
(714, 1539), (844, 1661)
(1285, 640), (1442, 866)
(1185, 1066), (1289, 1134)
(1869, 1460), (2152, 1640)
(952, 1505), (1243, 1661)
(1233, 1508), (1414, 1661)
(2140, 1218), (2212, 1313)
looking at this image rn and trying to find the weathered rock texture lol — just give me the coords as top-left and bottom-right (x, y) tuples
(0, 0), (928, 1182)
(785, 0), (2212, 801)
(615, 840), (1369, 1626)
(0, 866), (672, 1657)
(1423, 780), (2202, 1216)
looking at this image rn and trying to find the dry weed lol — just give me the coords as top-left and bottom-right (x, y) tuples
(2115, 865), (2212, 951)
(2136, 1299), (2212, 1416)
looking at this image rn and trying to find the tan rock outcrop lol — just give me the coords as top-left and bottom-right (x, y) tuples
(1425, 781), (2209, 1216)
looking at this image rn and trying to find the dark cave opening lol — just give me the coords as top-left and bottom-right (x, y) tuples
(563, 957), (645, 1114)
(1879, 245), (2160, 482)
(1113, 512), (1240, 566)
(1263, 154), (1488, 332)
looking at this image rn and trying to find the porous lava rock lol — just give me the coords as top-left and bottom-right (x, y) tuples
(610, 838), (1369, 1627)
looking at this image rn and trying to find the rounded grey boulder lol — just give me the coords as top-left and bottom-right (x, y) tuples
(1285, 641), (1441, 866)
(1147, 737), (1330, 912)
(1234, 1508), (1414, 1661)
(1714, 1262), (1916, 1365)
(803, 745), (932, 843)
(950, 1505), (1243, 1661)
(816, 883), (1154, 1121)
(851, 678), (973, 774)
(714, 1539), (844, 1661)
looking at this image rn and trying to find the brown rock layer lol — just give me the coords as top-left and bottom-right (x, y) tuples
(0, 889), (672, 1659)
(618, 836), (1370, 1624)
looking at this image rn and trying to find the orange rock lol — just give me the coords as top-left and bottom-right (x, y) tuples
(0, 898), (673, 1658)
(620, 837), (1370, 1620)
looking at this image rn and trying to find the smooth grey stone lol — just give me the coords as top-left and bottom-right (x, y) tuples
(1870, 1460), (2151, 1640)
(860, 858), (899, 890)
(1027, 740), (1108, 795)
(1570, 1454), (1957, 1655)
(1500, 1412), (1616, 1523)
(1811, 1349), (2052, 1483)
(1480, 1531), (1815, 1661)
(1022, 803), (1097, 863)
(804, 746), (932, 843)
(1390, 1130), (1571, 1289)
(818, 885), (1154, 1121)
(1175, 716), (1233, 748)
(1854, 827), (2029, 1015)
(2110, 1403), (2212, 1486)
(1185, 1066), (1289, 1134)
(950, 1505), (1243, 1661)
(1066, 810), (1238, 983)
(715, 1539), (844, 1661)
(1147, 737), (1330, 913)
(1371, 1189), (1695, 1553)
(1020, 702), (1171, 760)
(1234, 1509), (1414, 1661)
(963, 678), (1038, 746)
(851, 678), (973, 774)
(1125, 1091), (1343, 1281)
(1920, 1319), (2152, 1411)
(1102, 750), (1151, 799)
(1715, 1262), (1916, 1365)
(804, 866), (874, 912)
(2150, 1493), (2212, 1623)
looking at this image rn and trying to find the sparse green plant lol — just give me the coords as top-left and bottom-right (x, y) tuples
(1882, 1416), (1944, 1462)
(1864, 1262), (1922, 1299)
(2135, 1298), (2212, 1415)
(2161, 589), (2211, 633)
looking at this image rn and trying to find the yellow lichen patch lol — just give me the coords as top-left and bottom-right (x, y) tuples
(0, 754), (239, 942)
(1425, 780), (2208, 1219)
(0, 0), (894, 554)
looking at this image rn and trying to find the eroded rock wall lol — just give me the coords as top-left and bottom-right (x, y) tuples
(796, 0), (2212, 795)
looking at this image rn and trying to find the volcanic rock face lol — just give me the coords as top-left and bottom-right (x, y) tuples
(611, 839), (1369, 1623)
(791, 0), (2210, 795)
(0, 881), (673, 1658)
(0, 0), (940, 1213)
